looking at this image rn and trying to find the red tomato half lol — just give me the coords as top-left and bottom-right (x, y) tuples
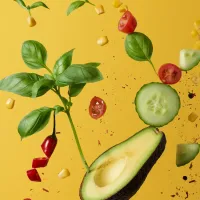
(89, 97), (106, 119)
(118, 11), (137, 34)
(158, 63), (182, 84)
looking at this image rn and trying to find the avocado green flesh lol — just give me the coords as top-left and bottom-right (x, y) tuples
(176, 144), (200, 167)
(80, 127), (166, 200)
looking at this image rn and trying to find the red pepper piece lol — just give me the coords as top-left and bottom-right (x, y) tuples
(27, 169), (41, 182)
(41, 135), (57, 158)
(32, 157), (49, 168)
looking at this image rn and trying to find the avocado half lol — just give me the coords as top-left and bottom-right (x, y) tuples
(80, 126), (166, 200)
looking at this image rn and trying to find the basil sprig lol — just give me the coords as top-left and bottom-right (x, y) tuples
(67, 0), (95, 16)
(0, 40), (103, 140)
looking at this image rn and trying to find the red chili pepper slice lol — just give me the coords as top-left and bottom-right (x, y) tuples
(27, 169), (41, 182)
(41, 135), (57, 158)
(32, 157), (49, 168)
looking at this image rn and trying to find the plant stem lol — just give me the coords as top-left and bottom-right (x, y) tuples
(54, 89), (89, 172)
(85, 0), (95, 6)
(148, 59), (157, 75)
(65, 110), (90, 172)
(45, 66), (54, 77)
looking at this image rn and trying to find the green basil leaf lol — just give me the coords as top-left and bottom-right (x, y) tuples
(67, 1), (85, 16)
(14, 0), (27, 9)
(125, 32), (153, 62)
(54, 105), (64, 114)
(84, 62), (100, 68)
(44, 74), (54, 81)
(22, 40), (47, 69)
(30, 1), (49, 9)
(56, 64), (103, 86)
(18, 107), (53, 139)
(0, 73), (46, 97)
(69, 83), (86, 97)
(32, 79), (54, 98)
(53, 49), (74, 77)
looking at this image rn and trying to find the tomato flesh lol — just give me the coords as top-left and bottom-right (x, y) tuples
(89, 97), (106, 119)
(158, 63), (182, 84)
(118, 11), (137, 34)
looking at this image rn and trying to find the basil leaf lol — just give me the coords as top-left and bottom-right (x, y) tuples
(32, 79), (54, 98)
(53, 49), (74, 77)
(14, 0), (27, 9)
(84, 62), (100, 68)
(18, 107), (53, 139)
(22, 40), (47, 69)
(69, 83), (86, 97)
(67, 1), (85, 16)
(30, 1), (49, 9)
(56, 64), (103, 86)
(125, 32), (153, 62)
(54, 105), (64, 114)
(0, 73), (46, 97)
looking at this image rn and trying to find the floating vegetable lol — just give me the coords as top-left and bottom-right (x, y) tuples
(89, 96), (107, 119)
(58, 168), (70, 179)
(176, 144), (200, 167)
(112, 0), (122, 8)
(188, 112), (198, 122)
(158, 63), (182, 85)
(6, 98), (15, 109)
(27, 169), (41, 182)
(94, 5), (104, 15)
(118, 10), (137, 34)
(179, 49), (200, 71)
(67, 0), (95, 16)
(118, 5), (128, 13)
(97, 36), (109, 46)
(32, 157), (49, 168)
(14, 0), (49, 27)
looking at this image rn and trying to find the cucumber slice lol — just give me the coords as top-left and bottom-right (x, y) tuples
(179, 49), (200, 71)
(135, 82), (180, 127)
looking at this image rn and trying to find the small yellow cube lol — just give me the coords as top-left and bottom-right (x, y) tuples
(191, 75), (200, 85)
(194, 20), (200, 32)
(193, 41), (200, 50)
(188, 112), (198, 122)
(191, 30), (198, 38)
(113, 0), (122, 8)
(58, 168), (70, 179)
(95, 5), (104, 15)
(118, 5), (128, 13)
(97, 36), (108, 46)
(6, 98), (15, 109)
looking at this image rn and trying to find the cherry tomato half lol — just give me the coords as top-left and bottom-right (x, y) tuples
(158, 63), (182, 84)
(89, 96), (106, 119)
(118, 11), (137, 34)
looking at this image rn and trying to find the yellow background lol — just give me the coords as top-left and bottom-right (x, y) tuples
(0, 0), (200, 199)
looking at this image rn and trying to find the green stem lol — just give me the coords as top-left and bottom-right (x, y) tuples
(65, 110), (90, 172)
(148, 59), (157, 75)
(85, 0), (95, 6)
(52, 111), (57, 139)
(53, 89), (89, 172)
(45, 66), (54, 77)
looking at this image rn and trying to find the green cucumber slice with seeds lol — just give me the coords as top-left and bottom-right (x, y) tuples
(135, 82), (180, 127)
(179, 49), (200, 71)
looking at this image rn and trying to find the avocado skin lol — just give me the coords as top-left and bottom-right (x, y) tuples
(80, 133), (166, 200)
(107, 134), (166, 200)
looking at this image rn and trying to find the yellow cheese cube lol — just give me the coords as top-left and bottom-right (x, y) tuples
(58, 168), (70, 179)
(188, 112), (198, 122)
(97, 36), (108, 46)
(113, 0), (122, 8)
(118, 5), (128, 13)
(6, 98), (15, 109)
(95, 5), (104, 15)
